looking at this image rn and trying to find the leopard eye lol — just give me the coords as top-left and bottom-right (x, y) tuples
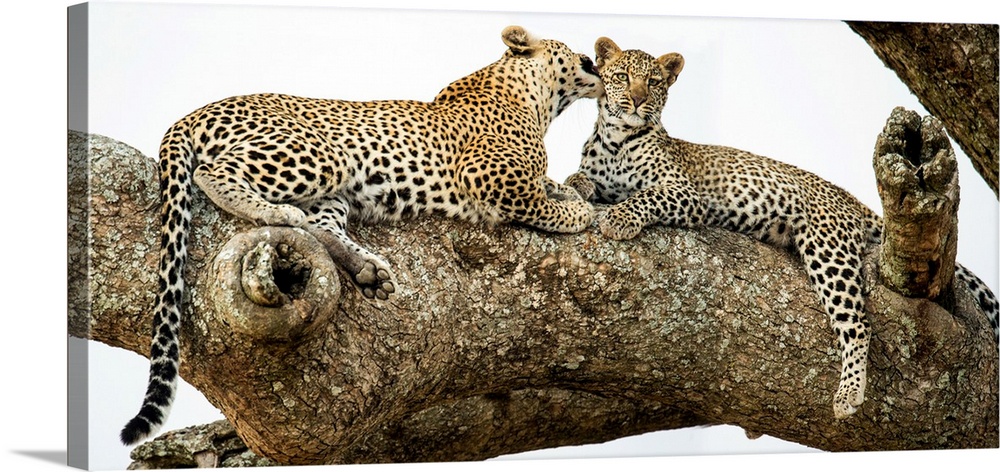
(615, 72), (628, 83)
(648, 77), (662, 86)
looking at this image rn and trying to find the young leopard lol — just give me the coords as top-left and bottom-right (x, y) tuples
(120, 26), (602, 446)
(565, 37), (1000, 419)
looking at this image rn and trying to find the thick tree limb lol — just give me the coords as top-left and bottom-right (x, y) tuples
(847, 22), (999, 198)
(69, 131), (997, 465)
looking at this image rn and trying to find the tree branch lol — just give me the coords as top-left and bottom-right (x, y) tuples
(70, 130), (997, 465)
(847, 22), (999, 198)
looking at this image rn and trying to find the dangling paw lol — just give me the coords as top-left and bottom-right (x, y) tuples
(832, 373), (866, 419)
(353, 255), (396, 300)
(304, 226), (397, 300)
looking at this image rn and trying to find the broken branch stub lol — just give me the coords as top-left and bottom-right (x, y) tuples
(873, 107), (960, 302)
(207, 226), (341, 341)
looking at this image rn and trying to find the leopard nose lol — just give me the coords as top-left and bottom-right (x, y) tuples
(632, 94), (646, 108)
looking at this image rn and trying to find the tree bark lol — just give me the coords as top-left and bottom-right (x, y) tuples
(847, 22), (999, 198)
(69, 130), (998, 465)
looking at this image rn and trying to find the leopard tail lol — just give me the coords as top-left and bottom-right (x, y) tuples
(120, 120), (195, 445)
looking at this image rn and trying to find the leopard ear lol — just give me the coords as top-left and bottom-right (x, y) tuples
(594, 37), (622, 69)
(502, 25), (539, 54)
(658, 52), (685, 86)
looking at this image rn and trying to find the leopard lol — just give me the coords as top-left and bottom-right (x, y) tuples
(565, 36), (1000, 420)
(119, 25), (602, 446)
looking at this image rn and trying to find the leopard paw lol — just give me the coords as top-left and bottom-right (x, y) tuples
(257, 204), (306, 227)
(598, 207), (643, 240)
(354, 258), (396, 300)
(832, 379), (865, 419)
(565, 172), (596, 202)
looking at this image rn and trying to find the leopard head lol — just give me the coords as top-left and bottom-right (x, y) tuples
(501, 26), (603, 112)
(594, 36), (684, 127)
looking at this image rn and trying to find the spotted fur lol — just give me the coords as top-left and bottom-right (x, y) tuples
(120, 26), (602, 445)
(566, 37), (999, 419)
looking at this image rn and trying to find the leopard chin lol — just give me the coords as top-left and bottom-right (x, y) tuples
(622, 112), (647, 127)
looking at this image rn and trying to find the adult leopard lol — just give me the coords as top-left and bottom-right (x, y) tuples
(566, 36), (999, 420)
(120, 25), (601, 445)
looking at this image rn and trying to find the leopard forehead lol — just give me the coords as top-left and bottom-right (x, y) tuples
(601, 49), (663, 80)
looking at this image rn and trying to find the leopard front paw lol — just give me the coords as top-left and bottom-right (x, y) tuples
(565, 172), (596, 202)
(598, 207), (643, 240)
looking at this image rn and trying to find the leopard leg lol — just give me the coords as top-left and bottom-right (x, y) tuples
(598, 180), (703, 240)
(193, 154), (306, 227)
(497, 177), (594, 233)
(302, 196), (395, 299)
(456, 136), (593, 233)
(795, 221), (869, 419)
(519, 192), (595, 233)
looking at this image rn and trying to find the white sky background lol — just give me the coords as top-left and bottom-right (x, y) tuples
(71, 0), (999, 470)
